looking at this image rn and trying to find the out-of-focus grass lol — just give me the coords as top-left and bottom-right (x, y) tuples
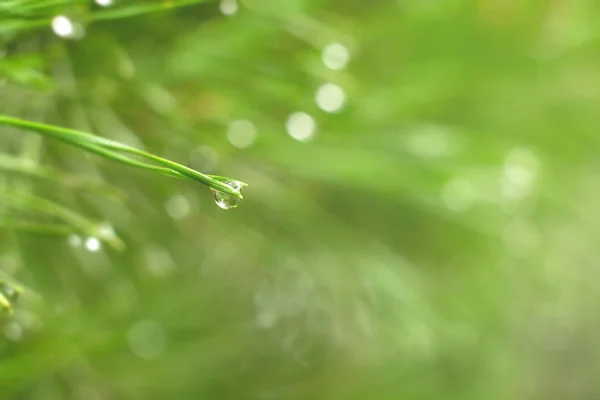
(1, 0), (600, 399)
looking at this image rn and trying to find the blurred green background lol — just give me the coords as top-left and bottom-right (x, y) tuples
(2, 0), (600, 398)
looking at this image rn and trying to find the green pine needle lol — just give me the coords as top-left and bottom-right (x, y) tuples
(0, 114), (246, 199)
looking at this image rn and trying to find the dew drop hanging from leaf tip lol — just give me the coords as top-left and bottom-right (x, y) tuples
(211, 180), (246, 210)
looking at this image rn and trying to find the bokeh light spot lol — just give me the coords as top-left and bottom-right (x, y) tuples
(316, 83), (346, 113)
(165, 194), (191, 220)
(51, 16), (74, 38)
(322, 42), (350, 70)
(286, 112), (317, 142)
(219, 0), (238, 16)
(442, 178), (474, 212)
(227, 119), (257, 148)
(84, 237), (101, 252)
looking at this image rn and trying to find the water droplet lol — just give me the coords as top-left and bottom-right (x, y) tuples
(286, 112), (317, 142)
(315, 83), (346, 113)
(95, 0), (113, 6)
(211, 180), (245, 210)
(322, 42), (350, 70)
(220, 0), (238, 15)
(85, 237), (101, 252)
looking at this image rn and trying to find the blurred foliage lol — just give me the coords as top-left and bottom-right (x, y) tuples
(2, 0), (600, 399)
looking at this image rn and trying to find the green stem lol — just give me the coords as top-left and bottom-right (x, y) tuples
(1, 0), (211, 34)
(0, 153), (126, 200)
(92, 0), (209, 22)
(0, 219), (73, 236)
(0, 115), (244, 198)
(0, 191), (125, 250)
